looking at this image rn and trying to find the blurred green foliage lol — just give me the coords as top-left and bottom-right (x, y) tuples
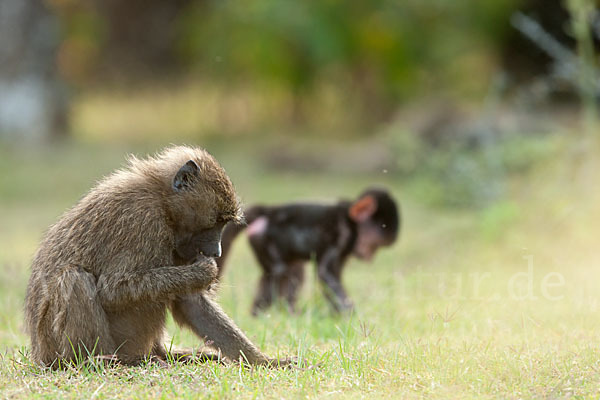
(51, 0), (521, 127)
(46, 0), (574, 210)
(177, 0), (519, 111)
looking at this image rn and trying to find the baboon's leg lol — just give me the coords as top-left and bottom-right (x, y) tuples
(249, 239), (288, 315)
(151, 338), (168, 360)
(251, 274), (274, 316)
(279, 261), (305, 314)
(44, 267), (116, 366)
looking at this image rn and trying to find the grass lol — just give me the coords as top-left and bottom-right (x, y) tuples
(1, 138), (600, 398)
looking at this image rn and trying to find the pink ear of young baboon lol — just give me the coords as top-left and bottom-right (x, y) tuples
(348, 195), (377, 222)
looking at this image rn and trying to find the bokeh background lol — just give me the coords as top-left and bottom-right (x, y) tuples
(1, 0), (600, 397)
(2, 0), (599, 207)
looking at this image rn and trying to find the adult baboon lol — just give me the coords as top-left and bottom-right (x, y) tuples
(25, 146), (288, 368)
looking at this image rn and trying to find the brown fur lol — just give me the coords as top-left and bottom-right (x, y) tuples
(24, 146), (276, 367)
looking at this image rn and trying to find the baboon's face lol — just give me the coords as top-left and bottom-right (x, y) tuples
(348, 190), (399, 262)
(169, 159), (239, 263)
(175, 221), (227, 261)
(352, 221), (392, 262)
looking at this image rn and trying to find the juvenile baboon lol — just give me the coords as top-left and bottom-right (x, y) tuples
(25, 145), (287, 368)
(216, 188), (400, 315)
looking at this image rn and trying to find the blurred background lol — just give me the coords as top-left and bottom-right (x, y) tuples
(1, 0), (599, 209)
(0, 0), (599, 252)
(1, 0), (599, 184)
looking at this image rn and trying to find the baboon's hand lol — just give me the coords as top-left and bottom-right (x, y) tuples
(339, 298), (355, 313)
(263, 356), (310, 369)
(189, 255), (219, 290)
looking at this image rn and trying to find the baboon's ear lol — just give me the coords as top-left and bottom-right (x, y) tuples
(348, 195), (377, 222)
(173, 160), (200, 192)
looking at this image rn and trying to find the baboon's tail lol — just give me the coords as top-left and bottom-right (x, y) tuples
(216, 206), (265, 278)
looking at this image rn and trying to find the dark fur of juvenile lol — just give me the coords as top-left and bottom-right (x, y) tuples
(216, 188), (400, 315)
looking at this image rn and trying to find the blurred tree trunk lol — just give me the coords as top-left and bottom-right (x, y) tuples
(0, 0), (68, 141)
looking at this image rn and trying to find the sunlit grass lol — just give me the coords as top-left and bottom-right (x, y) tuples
(1, 140), (599, 398)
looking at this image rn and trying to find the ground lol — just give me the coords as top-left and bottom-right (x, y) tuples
(0, 140), (599, 399)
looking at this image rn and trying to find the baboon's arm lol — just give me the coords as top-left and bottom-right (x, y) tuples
(170, 294), (268, 365)
(96, 258), (217, 310)
(317, 249), (353, 312)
